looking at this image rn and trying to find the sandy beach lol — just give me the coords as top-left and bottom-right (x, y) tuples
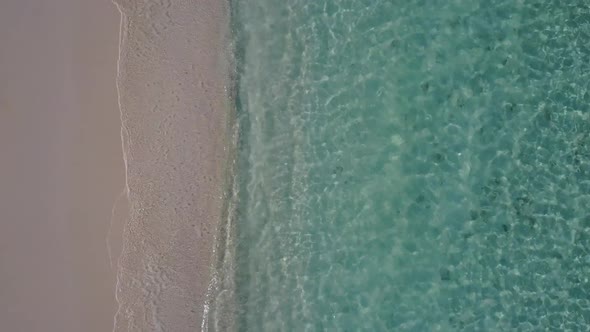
(0, 0), (123, 331)
(0, 0), (230, 330)
(112, 0), (231, 330)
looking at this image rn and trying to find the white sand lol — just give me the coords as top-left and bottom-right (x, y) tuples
(0, 0), (123, 331)
(112, 0), (231, 331)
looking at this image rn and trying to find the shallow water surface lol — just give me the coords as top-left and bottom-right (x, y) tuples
(226, 1), (590, 330)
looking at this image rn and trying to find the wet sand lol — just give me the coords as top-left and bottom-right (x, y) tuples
(112, 0), (231, 331)
(0, 0), (123, 331)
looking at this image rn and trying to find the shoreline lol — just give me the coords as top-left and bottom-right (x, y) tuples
(202, 1), (244, 329)
(112, 0), (232, 330)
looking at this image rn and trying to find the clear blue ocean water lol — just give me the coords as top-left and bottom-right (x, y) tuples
(225, 1), (590, 330)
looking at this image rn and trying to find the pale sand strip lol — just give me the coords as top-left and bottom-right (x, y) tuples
(112, 0), (231, 330)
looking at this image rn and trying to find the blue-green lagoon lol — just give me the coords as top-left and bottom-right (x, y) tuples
(210, 1), (590, 330)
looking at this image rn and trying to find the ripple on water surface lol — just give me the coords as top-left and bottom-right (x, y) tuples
(227, 1), (590, 331)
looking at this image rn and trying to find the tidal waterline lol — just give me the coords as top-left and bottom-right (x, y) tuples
(217, 1), (590, 330)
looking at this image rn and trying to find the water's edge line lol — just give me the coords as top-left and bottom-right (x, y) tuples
(202, 0), (240, 329)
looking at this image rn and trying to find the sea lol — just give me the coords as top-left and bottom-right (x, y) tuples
(211, 1), (590, 330)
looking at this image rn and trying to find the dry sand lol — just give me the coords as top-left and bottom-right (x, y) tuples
(0, 0), (124, 331)
(112, 0), (231, 331)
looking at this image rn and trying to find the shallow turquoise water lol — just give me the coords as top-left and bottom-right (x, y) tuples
(228, 1), (590, 330)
